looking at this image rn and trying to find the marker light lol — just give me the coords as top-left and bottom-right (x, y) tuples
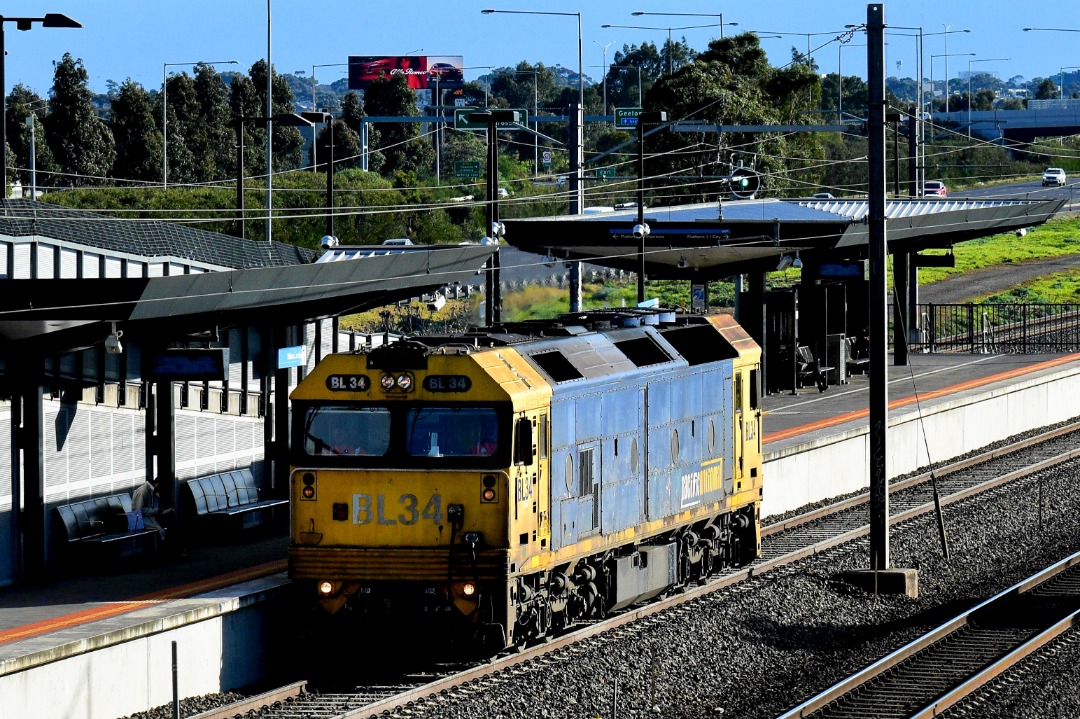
(481, 487), (497, 502)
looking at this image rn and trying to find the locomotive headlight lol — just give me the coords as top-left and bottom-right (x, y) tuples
(462, 582), (476, 597)
(318, 581), (334, 596)
(395, 373), (413, 390)
(380, 374), (396, 390)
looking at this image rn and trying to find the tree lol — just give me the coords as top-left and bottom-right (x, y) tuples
(110, 79), (163, 183)
(1035, 77), (1059, 100)
(45, 53), (116, 187)
(191, 63), (236, 182)
(363, 73), (434, 176)
(6, 84), (58, 189)
(229, 60), (305, 179)
(161, 71), (199, 184)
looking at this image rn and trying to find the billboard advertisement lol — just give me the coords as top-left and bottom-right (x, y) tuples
(348, 55), (464, 90)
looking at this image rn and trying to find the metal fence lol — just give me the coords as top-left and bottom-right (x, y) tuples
(903, 303), (1080, 354)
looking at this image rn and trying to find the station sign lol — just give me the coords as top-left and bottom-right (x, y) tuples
(277, 345), (306, 369)
(147, 349), (228, 381)
(614, 107), (645, 127)
(454, 161), (482, 179)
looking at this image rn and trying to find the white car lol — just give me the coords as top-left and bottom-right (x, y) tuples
(1042, 167), (1067, 187)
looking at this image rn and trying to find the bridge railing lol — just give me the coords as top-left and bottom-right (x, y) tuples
(900, 303), (1080, 354)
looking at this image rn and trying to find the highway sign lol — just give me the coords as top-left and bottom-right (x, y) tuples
(595, 167), (616, 180)
(454, 160), (482, 178)
(614, 107), (644, 128)
(454, 108), (524, 130)
(542, 150), (552, 167)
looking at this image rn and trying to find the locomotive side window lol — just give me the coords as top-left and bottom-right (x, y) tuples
(750, 369), (760, 410)
(303, 406), (390, 456)
(734, 371), (744, 413)
(513, 417), (534, 466)
(406, 406), (500, 457)
(539, 413), (548, 459)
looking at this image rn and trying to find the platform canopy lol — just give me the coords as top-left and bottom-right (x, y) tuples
(501, 197), (1067, 279)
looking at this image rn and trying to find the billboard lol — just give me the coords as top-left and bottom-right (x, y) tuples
(348, 55), (464, 90)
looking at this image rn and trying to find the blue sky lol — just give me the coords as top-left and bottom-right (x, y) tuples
(2, 0), (1073, 97)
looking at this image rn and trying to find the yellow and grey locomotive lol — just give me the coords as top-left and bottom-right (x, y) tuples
(289, 311), (763, 655)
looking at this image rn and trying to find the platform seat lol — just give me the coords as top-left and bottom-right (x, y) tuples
(796, 345), (832, 392)
(182, 468), (286, 533)
(54, 493), (158, 565)
(845, 336), (870, 374)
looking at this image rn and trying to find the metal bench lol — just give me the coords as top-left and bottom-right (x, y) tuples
(796, 345), (832, 392)
(845, 336), (870, 374)
(54, 493), (159, 564)
(182, 469), (287, 532)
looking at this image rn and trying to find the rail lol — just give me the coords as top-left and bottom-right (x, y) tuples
(899, 303), (1080, 354)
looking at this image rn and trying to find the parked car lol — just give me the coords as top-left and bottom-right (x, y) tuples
(382, 238), (414, 246)
(810, 192), (835, 200)
(1042, 167), (1067, 187)
(923, 180), (948, 197)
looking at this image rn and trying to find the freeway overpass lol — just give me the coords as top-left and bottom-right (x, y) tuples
(937, 99), (1080, 143)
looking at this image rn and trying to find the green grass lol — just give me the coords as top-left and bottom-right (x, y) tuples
(917, 215), (1080, 286)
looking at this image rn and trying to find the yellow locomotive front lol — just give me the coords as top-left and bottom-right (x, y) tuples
(289, 340), (550, 655)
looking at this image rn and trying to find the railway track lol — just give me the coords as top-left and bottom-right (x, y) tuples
(775, 550), (1080, 719)
(204, 420), (1080, 719)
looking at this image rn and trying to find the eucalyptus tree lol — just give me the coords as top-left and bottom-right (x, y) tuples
(110, 79), (163, 183)
(6, 84), (58, 189)
(45, 53), (116, 187)
(362, 73), (434, 176)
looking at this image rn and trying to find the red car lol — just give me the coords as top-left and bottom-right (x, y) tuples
(923, 180), (948, 197)
(427, 63), (463, 83)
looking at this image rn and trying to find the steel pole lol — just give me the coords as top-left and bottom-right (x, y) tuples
(867, 3), (890, 570)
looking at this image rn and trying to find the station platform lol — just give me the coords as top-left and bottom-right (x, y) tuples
(4, 350), (1080, 719)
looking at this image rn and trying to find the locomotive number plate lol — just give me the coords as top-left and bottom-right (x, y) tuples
(353, 493), (443, 526)
(423, 375), (472, 392)
(326, 374), (371, 392)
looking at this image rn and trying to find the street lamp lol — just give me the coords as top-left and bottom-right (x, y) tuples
(837, 42), (867, 124)
(636, 111), (666, 303)
(601, 23), (717, 75)
(594, 40), (614, 115)
(938, 25), (974, 113)
(967, 57), (1009, 137)
(483, 9), (582, 210)
(930, 52), (974, 113)
(0, 13), (81, 197)
(163, 60), (239, 188)
(631, 11), (738, 39)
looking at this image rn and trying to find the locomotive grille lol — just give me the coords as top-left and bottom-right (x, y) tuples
(290, 546), (511, 581)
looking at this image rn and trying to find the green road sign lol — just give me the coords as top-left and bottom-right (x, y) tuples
(454, 161), (481, 179)
(595, 167), (616, 179)
(614, 107), (644, 128)
(454, 108), (525, 130)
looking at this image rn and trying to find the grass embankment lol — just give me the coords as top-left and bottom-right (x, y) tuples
(917, 214), (1080, 303)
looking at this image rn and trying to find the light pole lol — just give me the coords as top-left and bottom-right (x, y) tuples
(163, 60), (239, 188)
(602, 23), (717, 75)
(631, 11), (738, 39)
(967, 57), (1009, 137)
(0, 13), (81, 198)
(931, 52), (974, 113)
(594, 40), (614, 115)
(482, 9), (582, 212)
